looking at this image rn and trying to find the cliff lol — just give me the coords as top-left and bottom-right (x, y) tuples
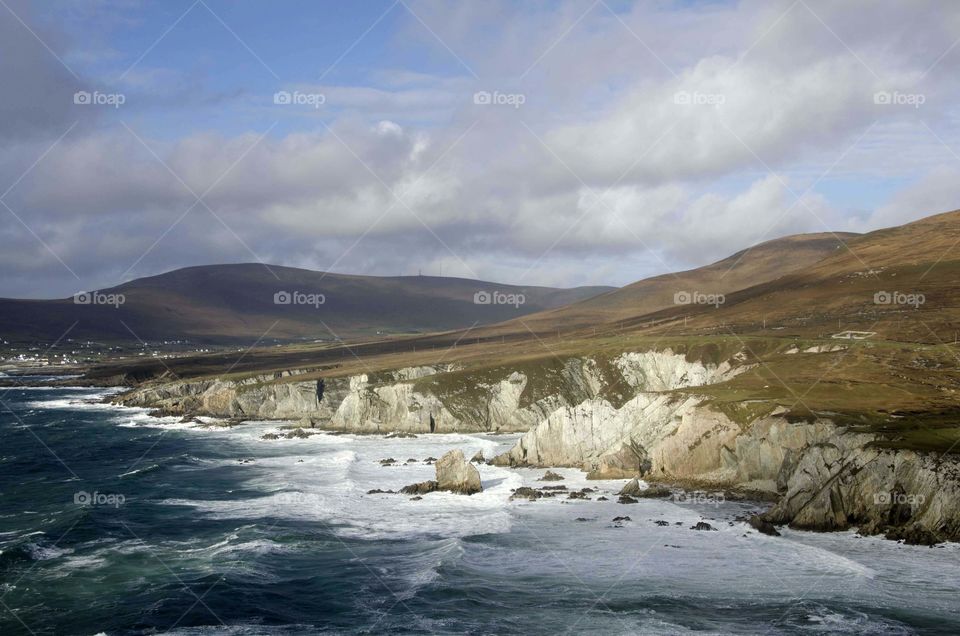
(114, 347), (960, 543)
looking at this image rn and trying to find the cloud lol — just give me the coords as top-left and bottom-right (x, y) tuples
(2, 0), (960, 298)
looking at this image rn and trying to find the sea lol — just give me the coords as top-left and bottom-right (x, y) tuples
(1, 380), (959, 635)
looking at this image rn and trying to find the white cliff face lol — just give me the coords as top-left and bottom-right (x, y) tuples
(615, 351), (738, 391)
(493, 350), (746, 475)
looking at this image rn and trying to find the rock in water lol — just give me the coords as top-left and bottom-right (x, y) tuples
(436, 449), (483, 494)
(470, 451), (485, 463)
(748, 515), (781, 536)
(690, 521), (716, 531)
(538, 470), (565, 482)
(510, 487), (542, 500)
(619, 478), (642, 496)
(400, 480), (438, 495)
(637, 485), (672, 499)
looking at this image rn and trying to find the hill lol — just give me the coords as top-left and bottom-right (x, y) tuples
(472, 231), (858, 338)
(0, 264), (613, 344)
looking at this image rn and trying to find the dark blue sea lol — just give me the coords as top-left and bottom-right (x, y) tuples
(2, 381), (959, 635)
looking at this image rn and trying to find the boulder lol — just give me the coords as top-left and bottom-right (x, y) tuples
(436, 449), (483, 494)
(510, 487), (542, 500)
(748, 515), (781, 537)
(470, 451), (485, 463)
(618, 495), (638, 504)
(690, 521), (716, 531)
(619, 478), (643, 496)
(538, 470), (565, 482)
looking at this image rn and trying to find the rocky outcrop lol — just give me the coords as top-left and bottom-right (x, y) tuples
(491, 350), (746, 476)
(399, 449), (482, 496)
(435, 450), (482, 494)
(765, 445), (960, 543)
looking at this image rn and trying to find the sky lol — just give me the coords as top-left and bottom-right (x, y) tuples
(1, 0), (960, 298)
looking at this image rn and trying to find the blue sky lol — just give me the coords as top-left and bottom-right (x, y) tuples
(2, 0), (960, 298)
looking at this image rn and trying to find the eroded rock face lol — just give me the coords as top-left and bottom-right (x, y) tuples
(766, 445), (960, 542)
(435, 449), (482, 495)
(492, 349), (746, 476)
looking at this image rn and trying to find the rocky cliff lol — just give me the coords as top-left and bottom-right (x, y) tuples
(114, 347), (960, 542)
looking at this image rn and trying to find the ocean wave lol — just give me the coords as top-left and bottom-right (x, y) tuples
(119, 463), (162, 478)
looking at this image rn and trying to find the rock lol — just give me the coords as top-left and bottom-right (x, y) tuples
(748, 515), (781, 537)
(366, 488), (395, 494)
(470, 451), (485, 463)
(619, 478), (643, 496)
(510, 487), (542, 500)
(597, 496), (609, 501)
(400, 480), (438, 495)
(618, 495), (638, 504)
(538, 470), (565, 482)
(423, 457), (437, 464)
(636, 486), (672, 499)
(436, 449), (483, 494)
(654, 520), (669, 526)
(690, 521), (716, 531)
(406, 458), (418, 463)
(612, 516), (631, 522)
(540, 485), (567, 491)
(261, 432), (280, 440)
(568, 491), (589, 500)
(287, 428), (310, 439)
(575, 517), (591, 522)
(385, 431), (417, 439)
(410, 496), (423, 501)
(379, 458), (396, 466)
(885, 524), (940, 546)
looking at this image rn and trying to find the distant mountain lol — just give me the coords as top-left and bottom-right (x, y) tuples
(0, 264), (613, 344)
